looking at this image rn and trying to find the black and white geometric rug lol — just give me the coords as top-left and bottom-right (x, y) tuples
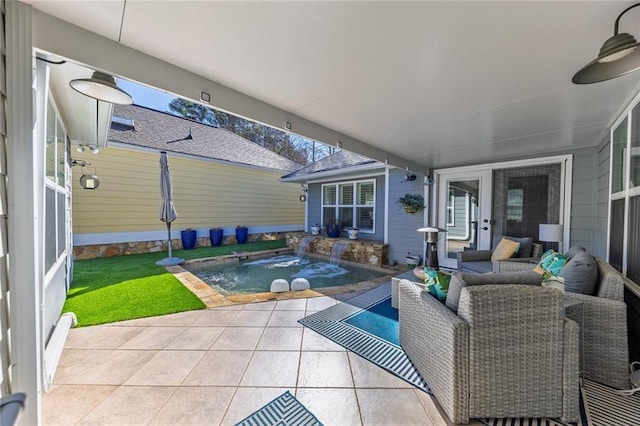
(300, 281), (640, 425)
(234, 391), (323, 426)
(299, 281), (429, 392)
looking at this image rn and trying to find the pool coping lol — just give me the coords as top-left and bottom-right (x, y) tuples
(163, 248), (401, 308)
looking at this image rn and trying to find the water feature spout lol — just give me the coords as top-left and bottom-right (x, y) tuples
(297, 235), (315, 257)
(330, 241), (349, 264)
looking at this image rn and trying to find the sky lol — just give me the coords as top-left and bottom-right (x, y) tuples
(118, 79), (175, 112)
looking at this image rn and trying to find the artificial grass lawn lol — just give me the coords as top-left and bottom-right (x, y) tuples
(64, 239), (288, 327)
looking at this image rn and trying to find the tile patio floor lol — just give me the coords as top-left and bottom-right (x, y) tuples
(43, 293), (483, 426)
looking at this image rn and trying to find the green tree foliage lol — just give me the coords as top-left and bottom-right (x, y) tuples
(168, 98), (219, 127)
(167, 98), (334, 165)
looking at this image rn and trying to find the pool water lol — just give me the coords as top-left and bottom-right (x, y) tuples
(185, 254), (386, 295)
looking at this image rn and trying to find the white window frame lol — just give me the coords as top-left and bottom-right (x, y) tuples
(43, 93), (70, 285)
(321, 179), (376, 233)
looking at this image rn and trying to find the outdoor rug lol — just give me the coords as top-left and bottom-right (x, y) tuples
(298, 281), (429, 392)
(234, 391), (323, 426)
(298, 281), (640, 425)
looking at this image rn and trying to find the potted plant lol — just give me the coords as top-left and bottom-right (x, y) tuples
(324, 217), (343, 238)
(397, 193), (425, 214)
(209, 227), (224, 246)
(235, 225), (248, 244)
(181, 228), (197, 250)
(310, 223), (321, 235)
(347, 227), (359, 240)
(405, 252), (421, 269)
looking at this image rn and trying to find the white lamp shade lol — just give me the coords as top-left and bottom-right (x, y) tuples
(539, 224), (563, 242)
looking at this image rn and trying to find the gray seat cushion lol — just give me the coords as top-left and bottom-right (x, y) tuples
(492, 235), (534, 258)
(558, 251), (598, 295)
(445, 271), (542, 312)
(460, 261), (494, 274)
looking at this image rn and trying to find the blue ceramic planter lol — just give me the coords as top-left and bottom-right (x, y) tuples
(235, 227), (248, 244)
(181, 229), (197, 250)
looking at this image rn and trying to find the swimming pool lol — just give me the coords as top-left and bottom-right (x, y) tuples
(184, 254), (387, 295)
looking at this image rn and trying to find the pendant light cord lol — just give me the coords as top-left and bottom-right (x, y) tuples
(614, 2), (640, 34)
(96, 99), (99, 150)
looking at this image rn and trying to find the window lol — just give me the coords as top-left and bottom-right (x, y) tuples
(609, 101), (640, 279)
(507, 188), (524, 221)
(446, 191), (455, 226)
(44, 97), (69, 274)
(322, 180), (375, 232)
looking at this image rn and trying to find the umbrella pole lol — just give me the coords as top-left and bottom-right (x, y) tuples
(167, 222), (173, 259)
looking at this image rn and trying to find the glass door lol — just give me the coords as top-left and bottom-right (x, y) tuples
(437, 170), (492, 269)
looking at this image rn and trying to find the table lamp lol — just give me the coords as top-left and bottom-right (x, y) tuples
(539, 223), (564, 252)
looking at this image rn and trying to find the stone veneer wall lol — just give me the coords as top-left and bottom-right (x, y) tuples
(73, 232), (289, 260)
(286, 233), (388, 267)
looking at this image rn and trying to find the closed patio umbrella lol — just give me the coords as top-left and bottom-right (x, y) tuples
(156, 151), (184, 266)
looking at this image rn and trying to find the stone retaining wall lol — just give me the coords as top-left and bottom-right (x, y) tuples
(286, 233), (388, 267)
(73, 232), (290, 260)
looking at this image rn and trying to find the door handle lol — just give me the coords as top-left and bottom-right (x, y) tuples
(481, 226), (488, 231)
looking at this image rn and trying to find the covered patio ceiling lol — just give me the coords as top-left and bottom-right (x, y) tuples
(26, 1), (640, 169)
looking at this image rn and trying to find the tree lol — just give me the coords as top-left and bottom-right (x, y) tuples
(167, 97), (334, 165)
(168, 98), (219, 127)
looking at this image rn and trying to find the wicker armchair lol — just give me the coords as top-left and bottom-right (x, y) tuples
(481, 257), (630, 389)
(398, 280), (579, 424)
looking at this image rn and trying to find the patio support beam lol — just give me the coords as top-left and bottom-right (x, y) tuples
(30, 8), (425, 174)
(7, 1), (41, 424)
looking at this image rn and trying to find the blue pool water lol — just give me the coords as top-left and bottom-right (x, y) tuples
(185, 254), (386, 295)
(343, 297), (399, 346)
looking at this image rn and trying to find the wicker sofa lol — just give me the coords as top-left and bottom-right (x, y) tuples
(398, 281), (579, 424)
(457, 238), (543, 273)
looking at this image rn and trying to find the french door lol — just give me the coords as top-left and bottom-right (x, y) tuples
(435, 156), (570, 270)
(436, 170), (492, 269)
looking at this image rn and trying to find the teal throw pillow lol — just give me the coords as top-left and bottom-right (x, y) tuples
(424, 268), (451, 302)
(533, 249), (569, 278)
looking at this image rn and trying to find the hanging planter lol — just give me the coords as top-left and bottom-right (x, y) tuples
(397, 193), (425, 214)
(235, 225), (248, 244)
(181, 228), (197, 250)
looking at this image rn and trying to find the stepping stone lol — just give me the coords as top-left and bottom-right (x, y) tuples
(270, 279), (289, 293)
(291, 278), (310, 291)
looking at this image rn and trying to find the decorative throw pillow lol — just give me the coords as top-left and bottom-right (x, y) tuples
(533, 249), (569, 277)
(492, 235), (534, 258)
(564, 246), (587, 259)
(558, 251), (598, 295)
(424, 268), (451, 302)
(490, 238), (520, 262)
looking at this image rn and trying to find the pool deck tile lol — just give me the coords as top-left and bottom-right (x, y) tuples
(44, 281), (462, 426)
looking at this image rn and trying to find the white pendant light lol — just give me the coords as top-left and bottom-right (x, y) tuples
(69, 71), (134, 104)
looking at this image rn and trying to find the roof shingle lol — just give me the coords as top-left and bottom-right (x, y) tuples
(108, 104), (302, 172)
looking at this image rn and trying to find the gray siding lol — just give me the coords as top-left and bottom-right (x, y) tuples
(307, 174), (385, 241)
(593, 140), (610, 258)
(447, 189), (471, 240)
(387, 168), (426, 265)
(570, 148), (597, 253)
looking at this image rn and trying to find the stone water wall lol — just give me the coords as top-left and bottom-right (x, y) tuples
(73, 232), (290, 260)
(286, 233), (388, 267)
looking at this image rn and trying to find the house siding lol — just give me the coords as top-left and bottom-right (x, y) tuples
(387, 168), (426, 265)
(72, 146), (304, 237)
(593, 139), (610, 258)
(570, 147), (597, 253)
